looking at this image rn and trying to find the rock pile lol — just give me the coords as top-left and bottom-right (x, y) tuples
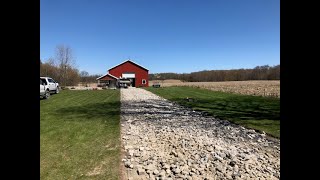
(120, 88), (280, 180)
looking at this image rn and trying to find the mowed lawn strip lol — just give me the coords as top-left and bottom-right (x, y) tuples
(146, 86), (280, 138)
(40, 90), (120, 179)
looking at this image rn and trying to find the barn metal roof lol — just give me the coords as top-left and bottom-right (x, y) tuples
(108, 60), (149, 71)
(96, 73), (119, 80)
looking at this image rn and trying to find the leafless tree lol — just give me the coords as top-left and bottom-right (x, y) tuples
(149, 64), (280, 82)
(80, 71), (89, 77)
(40, 60), (59, 79)
(55, 45), (75, 86)
(80, 71), (89, 86)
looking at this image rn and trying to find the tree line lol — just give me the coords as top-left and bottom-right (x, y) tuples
(41, 45), (279, 85)
(40, 45), (102, 86)
(149, 65), (280, 82)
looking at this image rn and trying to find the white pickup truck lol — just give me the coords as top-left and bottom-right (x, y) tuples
(40, 77), (60, 99)
(40, 78), (50, 99)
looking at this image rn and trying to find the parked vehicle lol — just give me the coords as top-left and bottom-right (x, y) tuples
(40, 77), (60, 94)
(118, 83), (128, 88)
(152, 82), (161, 88)
(40, 78), (50, 99)
(117, 79), (130, 88)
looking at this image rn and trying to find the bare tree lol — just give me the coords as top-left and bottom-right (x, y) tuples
(80, 70), (89, 77)
(149, 64), (280, 82)
(40, 59), (43, 76)
(80, 70), (89, 86)
(40, 58), (57, 77)
(55, 45), (75, 86)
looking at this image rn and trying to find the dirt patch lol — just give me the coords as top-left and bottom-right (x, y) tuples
(149, 80), (280, 98)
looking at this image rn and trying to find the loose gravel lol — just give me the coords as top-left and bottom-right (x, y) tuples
(120, 88), (280, 180)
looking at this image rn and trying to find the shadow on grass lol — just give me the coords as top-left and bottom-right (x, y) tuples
(121, 95), (280, 137)
(171, 97), (280, 138)
(172, 96), (280, 122)
(55, 102), (120, 121)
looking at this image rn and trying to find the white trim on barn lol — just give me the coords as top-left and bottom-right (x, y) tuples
(96, 73), (119, 80)
(107, 60), (149, 71)
(122, 73), (135, 78)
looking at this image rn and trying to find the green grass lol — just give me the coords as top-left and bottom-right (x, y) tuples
(146, 86), (280, 138)
(40, 90), (120, 180)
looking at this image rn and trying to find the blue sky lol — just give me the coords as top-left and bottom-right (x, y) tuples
(40, 0), (279, 75)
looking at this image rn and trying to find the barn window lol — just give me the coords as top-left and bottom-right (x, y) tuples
(142, 79), (146, 84)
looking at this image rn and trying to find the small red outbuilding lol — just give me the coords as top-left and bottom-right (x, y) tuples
(97, 60), (149, 88)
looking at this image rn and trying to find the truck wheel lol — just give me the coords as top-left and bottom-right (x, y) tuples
(55, 87), (59, 94)
(44, 90), (50, 99)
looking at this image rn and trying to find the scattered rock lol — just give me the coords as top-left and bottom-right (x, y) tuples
(229, 161), (236, 167)
(207, 146), (214, 152)
(124, 145), (133, 150)
(153, 169), (159, 175)
(120, 88), (280, 179)
(137, 168), (145, 175)
(124, 161), (131, 168)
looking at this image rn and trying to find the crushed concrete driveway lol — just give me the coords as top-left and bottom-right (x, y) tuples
(120, 87), (280, 180)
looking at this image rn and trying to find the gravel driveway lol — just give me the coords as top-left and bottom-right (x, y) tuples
(120, 87), (280, 180)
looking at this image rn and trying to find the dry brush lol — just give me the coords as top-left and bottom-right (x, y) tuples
(150, 80), (280, 98)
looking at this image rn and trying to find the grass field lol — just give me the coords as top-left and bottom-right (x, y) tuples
(40, 90), (120, 179)
(149, 80), (280, 98)
(146, 86), (280, 138)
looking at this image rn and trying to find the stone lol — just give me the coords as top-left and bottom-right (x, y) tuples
(153, 169), (159, 175)
(163, 164), (170, 170)
(214, 145), (222, 151)
(226, 151), (235, 160)
(207, 147), (214, 152)
(191, 168), (197, 173)
(120, 88), (280, 180)
(173, 168), (181, 174)
(181, 170), (188, 175)
(124, 161), (131, 168)
(124, 145), (133, 150)
(137, 168), (145, 175)
(229, 161), (236, 167)
(170, 150), (178, 157)
(177, 152), (184, 158)
(216, 165), (225, 173)
(128, 149), (134, 156)
(145, 164), (156, 171)
(194, 154), (200, 160)
(159, 170), (166, 177)
(146, 170), (152, 174)
(213, 155), (223, 161)
(149, 174), (155, 179)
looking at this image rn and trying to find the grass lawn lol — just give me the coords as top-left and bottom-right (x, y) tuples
(40, 90), (120, 179)
(146, 86), (280, 138)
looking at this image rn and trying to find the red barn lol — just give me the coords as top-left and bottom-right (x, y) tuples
(97, 60), (149, 88)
